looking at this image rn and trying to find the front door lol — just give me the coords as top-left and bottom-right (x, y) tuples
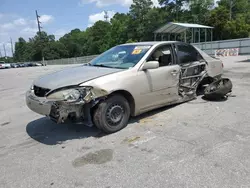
(136, 44), (181, 112)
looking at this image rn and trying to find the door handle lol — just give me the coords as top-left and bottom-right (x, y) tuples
(171, 70), (178, 74)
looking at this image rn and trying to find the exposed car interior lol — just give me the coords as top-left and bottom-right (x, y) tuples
(148, 46), (173, 67)
(147, 43), (208, 99)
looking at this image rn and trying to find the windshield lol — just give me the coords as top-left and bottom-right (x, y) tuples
(89, 45), (152, 69)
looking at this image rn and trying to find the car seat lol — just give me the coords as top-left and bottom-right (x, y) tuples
(159, 54), (171, 66)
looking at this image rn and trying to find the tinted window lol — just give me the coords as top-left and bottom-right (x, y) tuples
(177, 44), (201, 64)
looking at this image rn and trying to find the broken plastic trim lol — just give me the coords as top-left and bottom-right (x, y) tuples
(48, 86), (109, 125)
(45, 85), (92, 97)
(45, 86), (109, 103)
(83, 87), (109, 103)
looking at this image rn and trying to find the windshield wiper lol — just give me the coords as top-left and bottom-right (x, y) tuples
(90, 64), (128, 69)
(91, 64), (121, 69)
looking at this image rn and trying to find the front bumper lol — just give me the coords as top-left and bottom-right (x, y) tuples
(26, 90), (52, 116)
(26, 90), (93, 125)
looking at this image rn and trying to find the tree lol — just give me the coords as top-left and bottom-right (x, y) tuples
(30, 31), (56, 61)
(224, 15), (250, 39)
(207, 6), (230, 40)
(143, 8), (168, 41)
(110, 13), (130, 46)
(14, 37), (27, 62)
(159, 0), (187, 21)
(43, 41), (69, 60)
(85, 21), (112, 54)
(189, 0), (214, 24)
(60, 29), (84, 57)
(219, 0), (250, 21)
(207, 0), (250, 40)
(129, 0), (153, 41)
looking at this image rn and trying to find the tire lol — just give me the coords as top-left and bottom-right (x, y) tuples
(93, 94), (131, 133)
(204, 78), (233, 100)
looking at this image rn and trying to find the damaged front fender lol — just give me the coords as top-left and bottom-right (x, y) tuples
(48, 86), (109, 124)
(83, 87), (109, 103)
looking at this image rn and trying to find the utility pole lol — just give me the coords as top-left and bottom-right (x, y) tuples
(3, 43), (7, 59)
(36, 10), (42, 36)
(10, 37), (14, 57)
(229, 0), (235, 20)
(104, 11), (109, 22)
(35, 10), (44, 63)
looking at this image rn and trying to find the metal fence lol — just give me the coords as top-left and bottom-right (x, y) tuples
(192, 37), (250, 56)
(37, 54), (99, 65)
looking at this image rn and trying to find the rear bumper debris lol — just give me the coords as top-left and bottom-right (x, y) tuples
(204, 78), (233, 100)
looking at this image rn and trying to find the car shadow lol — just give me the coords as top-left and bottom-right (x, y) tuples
(201, 96), (228, 102)
(196, 85), (206, 96)
(129, 104), (178, 124)
(237, 59), (250, 63)
(26, 104), (179, 145)
(26, 117), (102, 145)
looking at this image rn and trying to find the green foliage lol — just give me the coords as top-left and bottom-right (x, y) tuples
(86, 21), (112, 54)
(207, 0), (250, 40)
(189, 0), (214, 23)
(110, 13), (130, 46)
(0, 57), (14, 63)
(129, 0), (153, 41)
(13, 0), (250, 62)
(43, 41), (69, 60)
(126, 39), (138, 43)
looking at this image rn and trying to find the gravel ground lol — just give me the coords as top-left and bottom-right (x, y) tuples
(1, 56), (250, 188)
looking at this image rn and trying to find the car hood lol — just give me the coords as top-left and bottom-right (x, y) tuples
(33, 65), (123, 90)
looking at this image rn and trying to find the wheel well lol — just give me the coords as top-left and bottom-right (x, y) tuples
(196, 76), (214, 96)
(110, 90), (135, 116)
(199, 76), (214, 86)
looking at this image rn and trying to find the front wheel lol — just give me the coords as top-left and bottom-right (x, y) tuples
(93, 94), (131, 133)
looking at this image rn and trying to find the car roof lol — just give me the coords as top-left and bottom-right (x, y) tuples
(119, 41), (178, 46)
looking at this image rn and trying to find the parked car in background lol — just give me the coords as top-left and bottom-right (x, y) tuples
(16, 63), (22, 67)
(10, 63), (16, 68)
(34, 63), (43, 66)
(23, 62), (33, 67)
(0, 61), (11, 69)
(10, 63), (20, 68)
(26, 41), (224, 133)
(5, 63), (11, 68)
(0, 61), (5, 69)
(18, 63), (26, 67)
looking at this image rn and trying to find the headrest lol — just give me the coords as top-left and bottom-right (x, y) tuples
(152, 50), (163, 59)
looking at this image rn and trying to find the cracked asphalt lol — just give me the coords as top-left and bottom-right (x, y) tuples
(1, 56), (250, 188)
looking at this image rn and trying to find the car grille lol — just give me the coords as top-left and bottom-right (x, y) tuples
(34, 85), (51, 97)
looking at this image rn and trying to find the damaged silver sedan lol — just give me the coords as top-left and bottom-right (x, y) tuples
(26, 41), (224, 133)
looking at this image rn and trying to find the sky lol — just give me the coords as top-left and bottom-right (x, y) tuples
(0, 0), (218, 57)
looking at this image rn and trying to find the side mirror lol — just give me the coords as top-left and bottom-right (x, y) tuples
(142, 61), (159, 70)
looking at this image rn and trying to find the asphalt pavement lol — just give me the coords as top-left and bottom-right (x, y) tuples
(0, 56), (250, 188)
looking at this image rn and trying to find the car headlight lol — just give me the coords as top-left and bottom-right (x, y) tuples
(46, 89), (82, 102)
